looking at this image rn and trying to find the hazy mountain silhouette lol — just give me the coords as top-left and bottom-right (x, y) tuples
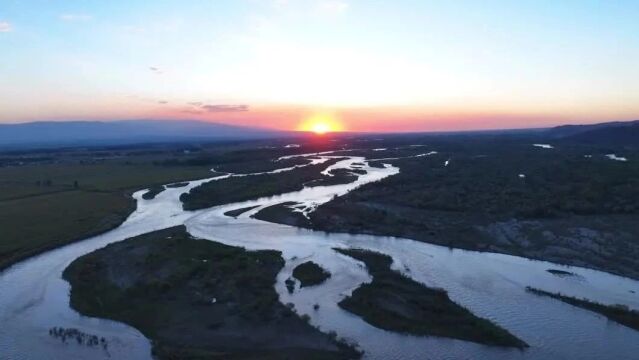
(546, 120), (639, 145)
(0, 120), (290, 148)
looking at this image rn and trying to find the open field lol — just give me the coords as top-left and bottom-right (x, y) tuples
(0, 155), (215, 271)
(63, 226), (360, 359)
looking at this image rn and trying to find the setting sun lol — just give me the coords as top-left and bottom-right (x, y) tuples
(298, 114), (344, 135)
(311, 122), (330, 134)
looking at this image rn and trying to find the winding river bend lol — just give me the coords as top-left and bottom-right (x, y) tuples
(1, 154), (639, 359)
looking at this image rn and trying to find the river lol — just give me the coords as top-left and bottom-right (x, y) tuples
(1, 154), (638, 359)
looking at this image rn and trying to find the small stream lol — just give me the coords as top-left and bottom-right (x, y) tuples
(1, 154), (638, 359)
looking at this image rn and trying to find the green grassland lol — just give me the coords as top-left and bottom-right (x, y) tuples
(0, 162), (214, 270)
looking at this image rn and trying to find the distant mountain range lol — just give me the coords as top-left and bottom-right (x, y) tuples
(0, 120), (291, 149)
(1, 118), (637, 150)
(546, 120), (639, 145)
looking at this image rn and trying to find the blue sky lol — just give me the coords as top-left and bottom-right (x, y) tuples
(1, 0), (638, 131)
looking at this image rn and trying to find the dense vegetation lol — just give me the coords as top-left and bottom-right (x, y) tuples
(181, 158), (354, 210)
(335, 248), (528, 348)
(142, 185), (165, 200)
(526, 287), (639, 332)
(63, 226), (360, 359)
(349, 141), (639, 217)
(158, 144), (331, 174)
(294, 138), (639, 279)
(223, 205), (261, 218)
(292, 261), (331, 287)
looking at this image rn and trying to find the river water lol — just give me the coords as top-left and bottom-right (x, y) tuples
(1, 155), (638, 359)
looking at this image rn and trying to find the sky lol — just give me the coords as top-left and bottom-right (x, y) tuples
(1, 0), (638, 132)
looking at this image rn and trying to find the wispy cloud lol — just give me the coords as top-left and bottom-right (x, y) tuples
(201, 104), (249, 112)
(0, 21), (12, 32)
(158, 100), (168, 104)
(272, 0), (289, 9)
(183, 102), (249, 113)
(317, 0), (349, 15)
(59, 14), (93, 22)
(181, 109), (204, 115)
(149, 66), (163, 75)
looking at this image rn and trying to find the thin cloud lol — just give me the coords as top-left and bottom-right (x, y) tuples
(149, 66), (163, 75)
(158, 100), (168, 104)
(0, 21), (12, 32)
(59, 14), (93, 22)
(187, 101), (203, 106)
(181, 109), (204, 115)
(201, 104), (249, 112)
(317, 0), (349, 15)
(272, 0), (289, 9)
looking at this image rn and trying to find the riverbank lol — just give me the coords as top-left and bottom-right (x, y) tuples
(526, 287), (639, 332)
(63, 226), (361, 359)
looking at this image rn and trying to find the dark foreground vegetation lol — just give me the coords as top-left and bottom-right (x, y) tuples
(49, 327), (109, 352)
(334, 248), (528, 348)
(292, 261), (331, 287)
(526, 287), (639, 332)
(63, 226), (360, 359)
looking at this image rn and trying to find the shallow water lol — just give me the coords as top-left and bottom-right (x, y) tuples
(606, 154), (628, 162)
(532, 144), (554, 149)
(1, 154), (638, 359)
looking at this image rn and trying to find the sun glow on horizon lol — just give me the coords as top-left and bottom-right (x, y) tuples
(298, 113), (344, 134)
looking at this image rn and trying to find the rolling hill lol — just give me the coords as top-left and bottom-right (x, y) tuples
(0, 120), (289, 148)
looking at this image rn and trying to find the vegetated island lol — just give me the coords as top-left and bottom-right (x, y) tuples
(526, 287), (639, 332)
(546, 269), (579, 277)
(253, 202), (313, 227)
(63, 226), (361, 359)
(142, 185), (165, 200)
(180, 158), (355, 210)
(165, 182), (189, 188)
(223, 205), (261, 218)
(334, 248), (528, 349)
(292, 261), (331, 287)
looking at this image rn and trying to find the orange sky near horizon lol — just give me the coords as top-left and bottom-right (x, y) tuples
(2, 2), (639, 132)
(5, 100), (637, 133)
